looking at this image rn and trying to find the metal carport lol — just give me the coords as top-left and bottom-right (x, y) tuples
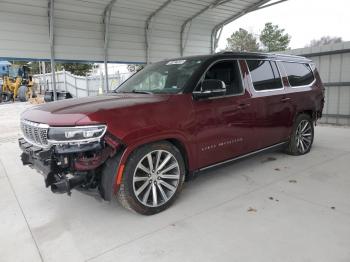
(0, 0), (286, 95)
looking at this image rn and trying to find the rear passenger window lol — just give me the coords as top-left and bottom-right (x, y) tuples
(282, 62), (314, 87)
(247, 60), (282, 91)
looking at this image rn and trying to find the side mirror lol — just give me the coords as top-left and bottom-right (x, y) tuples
(193, 79), (226, 99)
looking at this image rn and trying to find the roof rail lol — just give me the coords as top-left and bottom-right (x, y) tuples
(216, 51), (309, 60)
(272, 53), (307, 59)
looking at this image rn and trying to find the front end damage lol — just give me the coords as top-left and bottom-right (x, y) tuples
(19, 132), (121, 196)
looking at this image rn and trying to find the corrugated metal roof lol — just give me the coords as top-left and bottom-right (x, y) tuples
(0, 0), (277, 63)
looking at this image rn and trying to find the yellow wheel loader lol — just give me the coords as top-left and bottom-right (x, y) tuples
(0, 65), (35, 103)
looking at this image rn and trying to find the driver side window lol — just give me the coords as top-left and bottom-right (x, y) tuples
(203, 60), (243, 95)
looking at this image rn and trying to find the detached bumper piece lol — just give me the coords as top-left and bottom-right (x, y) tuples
(19, 138), (54, 179)
(19, 138), (94, 195)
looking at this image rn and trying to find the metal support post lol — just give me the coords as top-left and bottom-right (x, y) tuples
(49, 0), (57, 100)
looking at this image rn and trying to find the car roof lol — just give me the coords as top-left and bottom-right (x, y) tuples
(166, 52), (311, 64)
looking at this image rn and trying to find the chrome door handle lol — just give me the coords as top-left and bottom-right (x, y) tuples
(281, 97), (291, 102)
(238, 103), (251, 109)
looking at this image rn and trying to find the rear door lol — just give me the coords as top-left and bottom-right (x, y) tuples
(245, 59), (290, 148)
(193, 59), (257, 168)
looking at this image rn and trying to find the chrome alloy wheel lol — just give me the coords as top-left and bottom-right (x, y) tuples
(133, 150), (181, 207)
(295, 120), (312, 153)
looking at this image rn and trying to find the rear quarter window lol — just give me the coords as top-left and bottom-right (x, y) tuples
(282, 62), (315, 87)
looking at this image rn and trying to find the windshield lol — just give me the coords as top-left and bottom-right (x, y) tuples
(116, 58), (203, 94)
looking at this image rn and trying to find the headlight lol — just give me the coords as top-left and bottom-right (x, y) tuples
(47, 125), (107, 144)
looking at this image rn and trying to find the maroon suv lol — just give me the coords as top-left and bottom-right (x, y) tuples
(19, 52), (325, 215)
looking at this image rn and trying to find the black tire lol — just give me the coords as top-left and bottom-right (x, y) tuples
(2, 92), (12, 102)
(18, 85), (28, 102)
(113, 141), (185, 215)
(285, 114), (314, 155)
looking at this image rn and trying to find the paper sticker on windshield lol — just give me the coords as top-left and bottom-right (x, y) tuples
(166, 60), (186, 65)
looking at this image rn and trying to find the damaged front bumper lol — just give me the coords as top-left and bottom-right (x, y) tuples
(19, 136), (118, 195)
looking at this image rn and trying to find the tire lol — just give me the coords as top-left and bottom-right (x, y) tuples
(285, 114), (314, 155)
(115, 141), (185, 215)
(2, 92), (12, 102)
(18, 85), (29, 102)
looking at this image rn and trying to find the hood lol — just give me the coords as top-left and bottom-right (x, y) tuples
(21, 93), (170, 126)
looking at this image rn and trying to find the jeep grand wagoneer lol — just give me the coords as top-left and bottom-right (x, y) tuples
(19, 52), (324, 215)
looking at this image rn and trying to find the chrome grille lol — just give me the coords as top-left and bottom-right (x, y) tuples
(20, 120), (49, 147)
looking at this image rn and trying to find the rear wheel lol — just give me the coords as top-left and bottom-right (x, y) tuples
(117, 141), (185, 215)
(285, 114), (314, 155)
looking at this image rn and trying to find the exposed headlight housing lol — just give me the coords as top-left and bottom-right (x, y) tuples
(47, 125), (107, 145)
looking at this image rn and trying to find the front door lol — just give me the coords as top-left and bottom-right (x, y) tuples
(193, 60), (256, 168)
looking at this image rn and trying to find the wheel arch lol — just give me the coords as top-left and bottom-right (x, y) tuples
(113, 135), (194, 193)
(165, 138), (191, 181)
(297, 110), (316, 121)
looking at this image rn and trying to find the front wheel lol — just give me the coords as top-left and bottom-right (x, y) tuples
(285, 114), (314, 155)
(117, 141), (185, 215)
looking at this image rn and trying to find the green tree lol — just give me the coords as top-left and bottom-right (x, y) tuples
(11, 61), (41, 75)
(56, 63), (93, 76)
(260, 22), (291, 52)
(306, 36), (342, 47)
(226, 28), (260, 52)
(127, 64), (145, 73)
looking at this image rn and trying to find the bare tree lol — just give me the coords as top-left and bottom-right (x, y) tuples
(306, 36), (343, 47)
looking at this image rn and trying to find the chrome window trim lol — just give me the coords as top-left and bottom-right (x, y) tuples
(289, 78), (316, 89)
(245, 60), (285, 93)
(193, 58), (246, 100)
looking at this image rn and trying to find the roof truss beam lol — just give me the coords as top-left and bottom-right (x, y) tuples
(145, 0), (177, 64)
(48, 0), (57, 100)
(180, 0), (229, 56)
(103, 0), (117, 92)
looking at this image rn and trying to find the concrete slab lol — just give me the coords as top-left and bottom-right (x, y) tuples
(0, 160), (42, 262)
(91, 187), (350, 262)
(0, 103), (349, 262)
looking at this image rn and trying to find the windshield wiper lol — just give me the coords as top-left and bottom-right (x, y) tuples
(130, 90), (153, 94)
(117, 89), (153, 94)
